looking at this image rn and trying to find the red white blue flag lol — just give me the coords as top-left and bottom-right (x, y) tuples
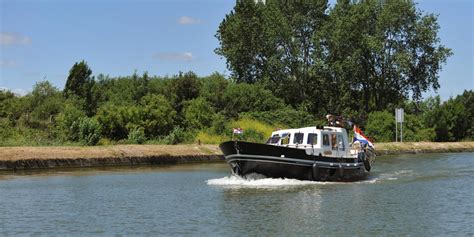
(233, 128), (243, 134)
(353, 126), (374, 148)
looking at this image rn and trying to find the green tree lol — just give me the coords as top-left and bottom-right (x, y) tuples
(139, 94), (177, 138)
(315, 0), (452, 113)
(171, 72), (201, 111)
(29, 81), (64, 122)
(200, 73), (229, 111)
(222, 83), (285, 118)
(0, 90), (27, 124)
(64, 60), (96, 115)
(451, 90), (473, 140)
(216, 0), (328, 107)
(184, 97), (215, 130)
(215, 0), (266, 84)
(64, 60), (92, 98)
(217, 0), (452, 115)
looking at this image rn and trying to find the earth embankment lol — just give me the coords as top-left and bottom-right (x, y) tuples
(0, 142), (473, 171)
(0, 145), (223, 171)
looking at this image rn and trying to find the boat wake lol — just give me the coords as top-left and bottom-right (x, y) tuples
(207, 170), (414, 187)
(206, 173), (328, 188)
(362, 169), (415, 183)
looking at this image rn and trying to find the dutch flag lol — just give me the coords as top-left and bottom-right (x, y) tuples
(233, 128), (243, 135)
(353, 126), (374, 148)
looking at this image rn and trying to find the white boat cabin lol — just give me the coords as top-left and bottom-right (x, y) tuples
(266, 126), (356, 158)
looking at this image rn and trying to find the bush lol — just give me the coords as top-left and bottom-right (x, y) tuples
(223, 83), (285, 118)
(78, 117), (102, 145)
(184, 97), (215, 129)
(127, 126), (146, 144)
(403, 114), (435, 142)
(366, 110), (436, 142)
(96, 103), (141, 140)
(140, 94), (177, 138)
(163, 126), (190, 145)
(365, 111), (394, 142)
(211, 113), (228, 135)
(56, 103), (86, 141)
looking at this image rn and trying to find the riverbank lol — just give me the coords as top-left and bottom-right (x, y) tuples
(375, 142), (474, 155)
(0, 145), (223, 171)
(0, 142), (473, 170)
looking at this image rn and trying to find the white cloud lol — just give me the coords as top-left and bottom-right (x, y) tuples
(0, 87), (29, 96)
(0, 59), (16, 67)
(12, 88), (28, 96)
(154, 52), (194, 62)
(0, 32), (31, 46)
(178, 16), (201, 25)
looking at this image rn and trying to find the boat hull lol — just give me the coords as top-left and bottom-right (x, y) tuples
(219, 141), (368, 182)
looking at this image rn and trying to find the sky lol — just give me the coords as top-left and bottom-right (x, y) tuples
(0, 0), (473, 100)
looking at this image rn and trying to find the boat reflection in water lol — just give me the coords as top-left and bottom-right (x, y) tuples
(219, 116), (375, 182)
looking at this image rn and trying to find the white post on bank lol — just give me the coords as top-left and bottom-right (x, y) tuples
(395, 108), (404, 142)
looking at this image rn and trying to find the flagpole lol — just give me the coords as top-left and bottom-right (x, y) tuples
(351, 125), (355, 145)
(396, 119), (398, 142)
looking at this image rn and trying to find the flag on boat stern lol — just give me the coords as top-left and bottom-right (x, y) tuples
(233, 128), (243, 134)
(353, 126), (374, 148)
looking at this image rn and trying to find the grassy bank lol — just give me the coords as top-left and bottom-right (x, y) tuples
(0, 144), (221, 161)
(375, 142), (474, 155)
(0, 142), (473, 171)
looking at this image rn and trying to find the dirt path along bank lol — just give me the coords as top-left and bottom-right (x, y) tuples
(0, 142), (473, 171)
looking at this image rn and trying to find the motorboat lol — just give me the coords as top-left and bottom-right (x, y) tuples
(219, 116), (375, 181)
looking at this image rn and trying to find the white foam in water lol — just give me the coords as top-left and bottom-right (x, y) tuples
(206, 173), (328, 188)
(361, 169), (416, 183)
(207, 169), (413, 187)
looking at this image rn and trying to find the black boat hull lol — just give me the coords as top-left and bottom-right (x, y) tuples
(219, 141), (368, 182)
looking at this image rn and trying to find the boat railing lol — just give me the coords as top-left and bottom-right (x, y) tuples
(281, 144), (315, 149)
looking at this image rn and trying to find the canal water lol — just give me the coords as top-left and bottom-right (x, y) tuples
(0, 153), (473, 236)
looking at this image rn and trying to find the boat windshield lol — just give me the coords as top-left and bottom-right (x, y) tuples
(266, 135), (281, 144)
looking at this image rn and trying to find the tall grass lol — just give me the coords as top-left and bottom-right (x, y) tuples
(196, 131), (228, 144)
(230, 118), (274, 138)
(195, 118), (277, 144)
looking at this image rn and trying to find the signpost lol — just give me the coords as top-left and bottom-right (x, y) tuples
(395, 108), (404, 142)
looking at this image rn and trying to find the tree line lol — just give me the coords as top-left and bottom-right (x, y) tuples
(0, 61), (472, 146)
(0, 61), (305, 145)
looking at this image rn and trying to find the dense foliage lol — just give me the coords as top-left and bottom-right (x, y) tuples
(0, 63), (472, 145)
(0, 1), (470, 146)
(216, 0), (452, 116)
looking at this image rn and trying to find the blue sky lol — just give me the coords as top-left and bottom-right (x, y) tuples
(1, 0), (472, 100)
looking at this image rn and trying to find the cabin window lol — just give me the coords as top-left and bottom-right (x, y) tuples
(323, 134), (330, 147)
(307, 133), (318, 145)
(293, 133), (304, 144)
(281, 133), (290, 145)
(331, 134), (337, 150)
(337, 134), (345, 151)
